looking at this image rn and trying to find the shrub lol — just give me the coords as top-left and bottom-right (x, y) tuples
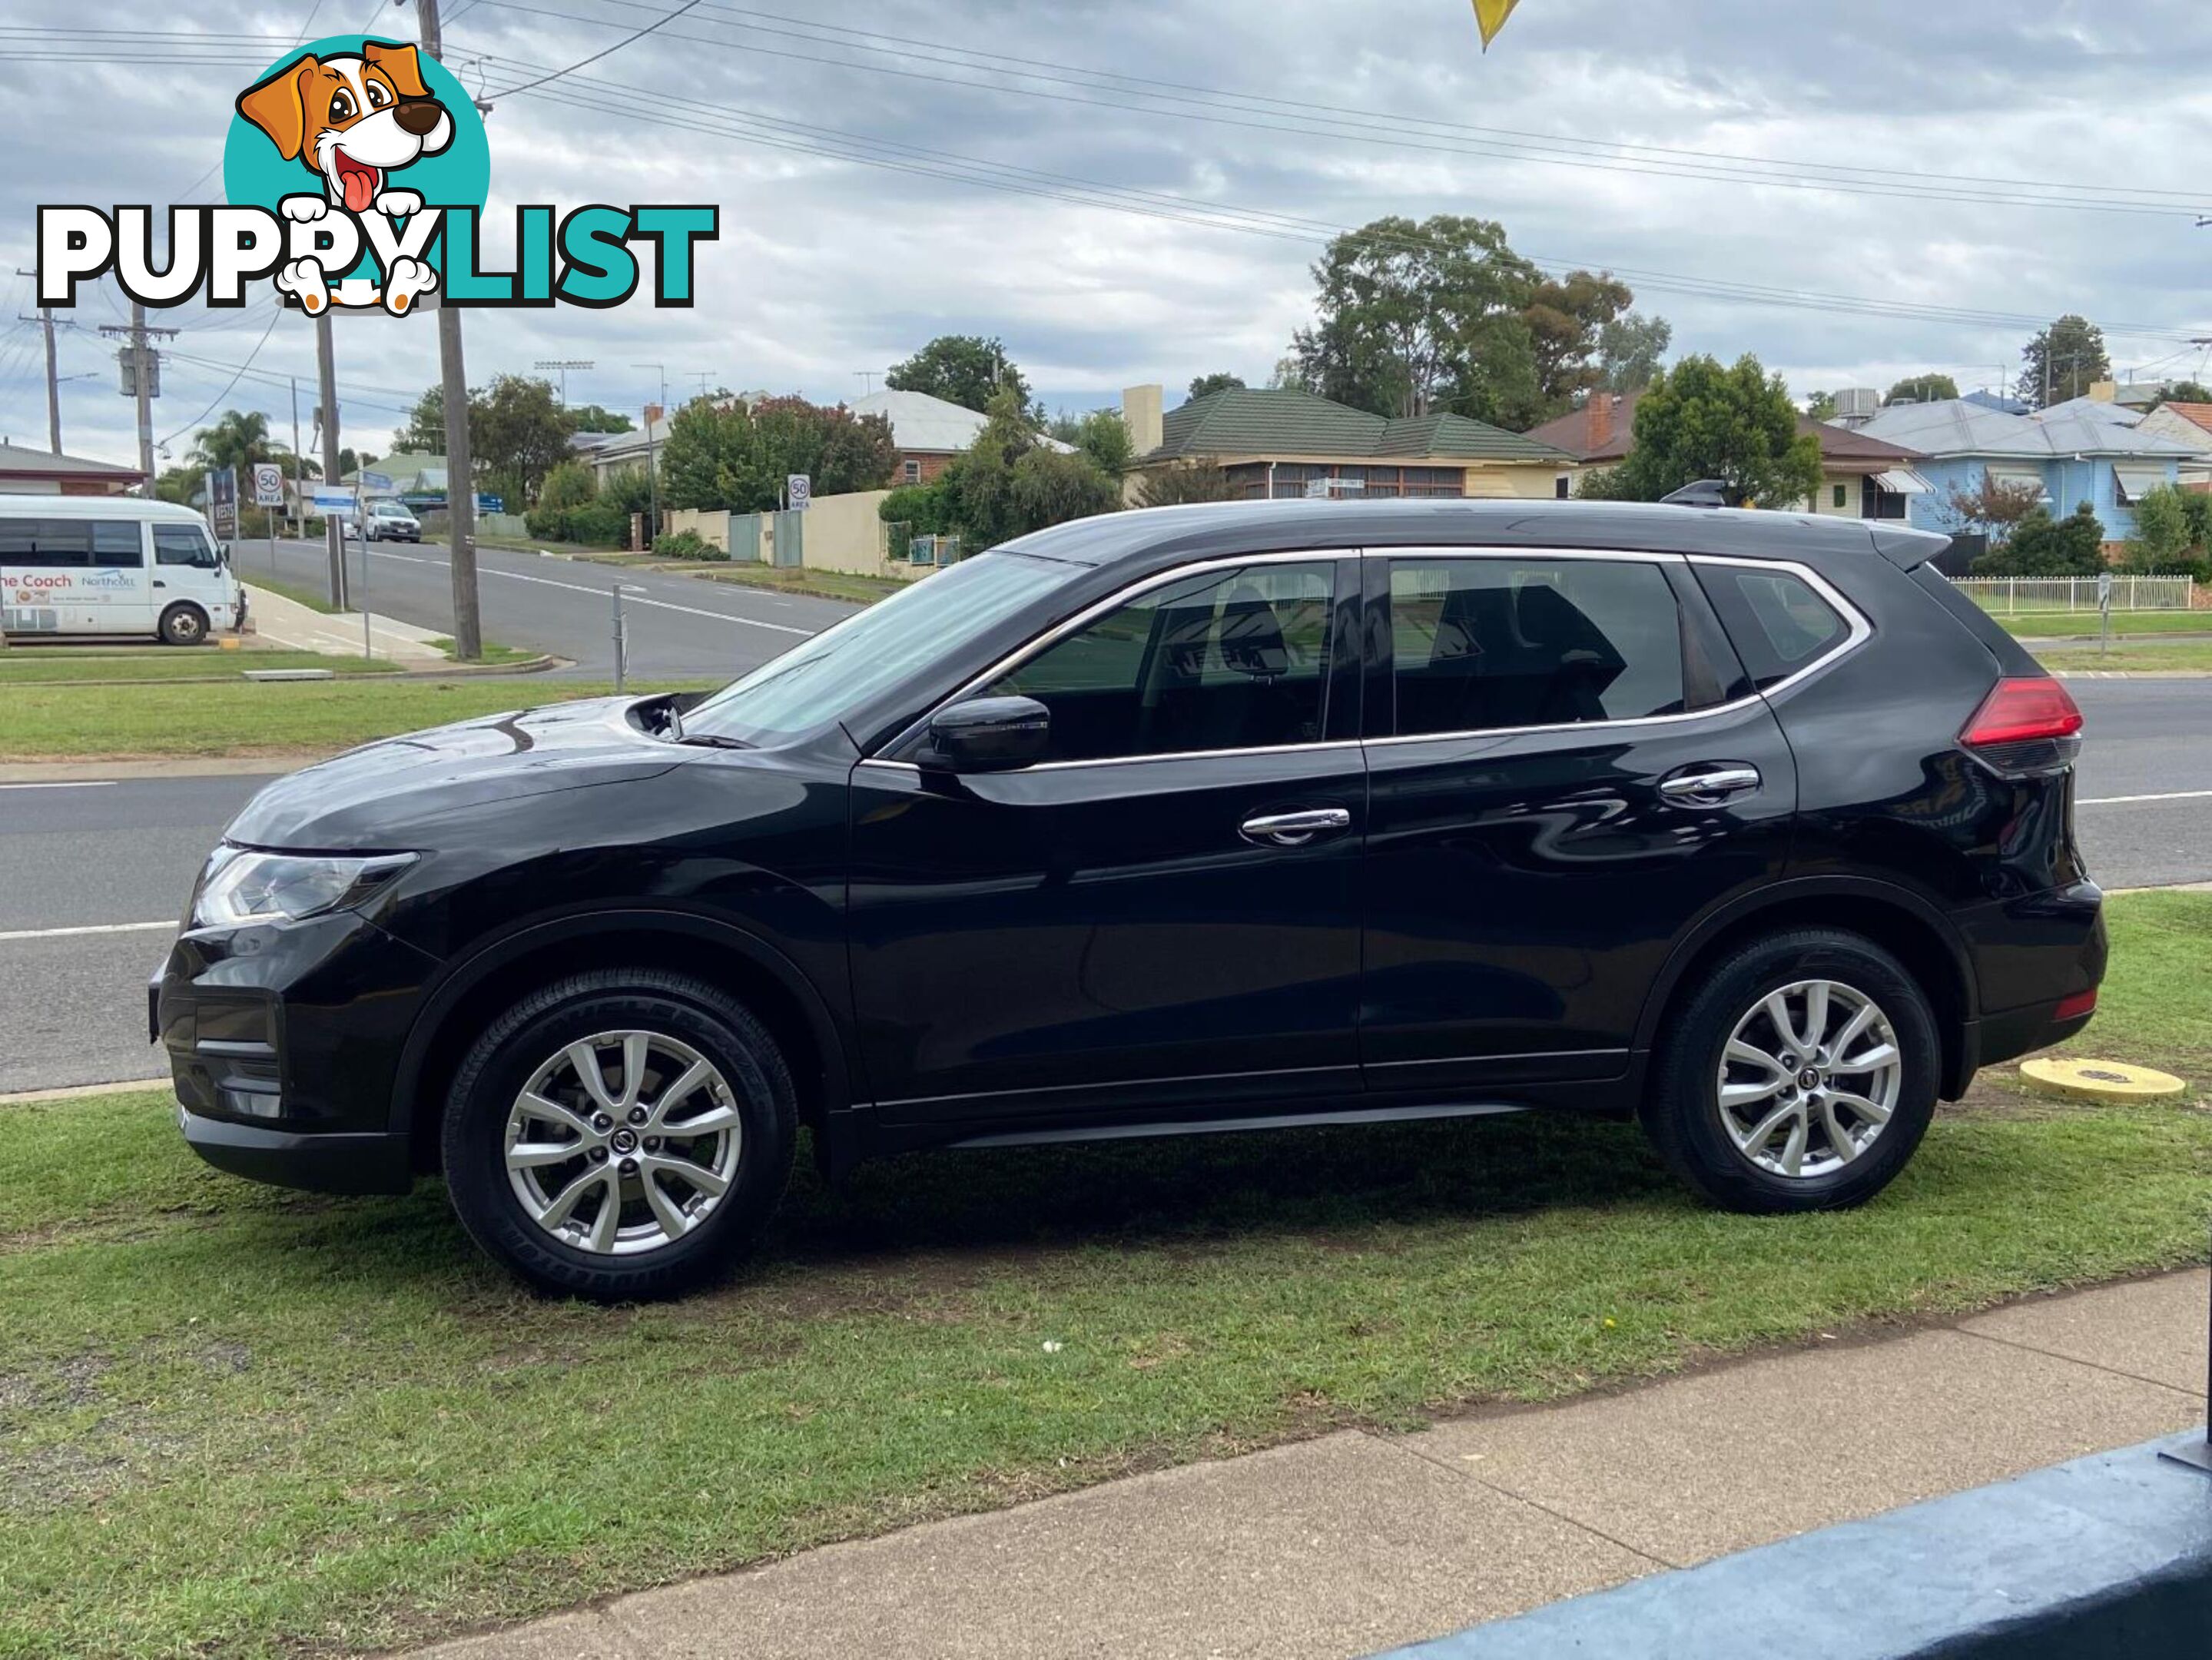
(537, 458), (599, 512)
(653, 529), (719, 560)
(524, 500), (633, 547)
(1972, 503), (2107, 576)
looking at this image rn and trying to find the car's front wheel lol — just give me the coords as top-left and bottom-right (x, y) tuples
(442, 970), (796, 1299)
(1640, 929), (1938, 1213)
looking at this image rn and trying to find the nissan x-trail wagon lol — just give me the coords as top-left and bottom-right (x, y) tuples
(157, 500), (2104, 1298)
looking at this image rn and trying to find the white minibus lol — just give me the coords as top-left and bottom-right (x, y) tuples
(0, 496), (246, 646)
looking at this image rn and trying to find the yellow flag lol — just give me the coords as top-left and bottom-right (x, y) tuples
(1471, 0), (1522, 48)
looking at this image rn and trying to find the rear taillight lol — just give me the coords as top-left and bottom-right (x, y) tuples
(1959, 676), (2083, 775)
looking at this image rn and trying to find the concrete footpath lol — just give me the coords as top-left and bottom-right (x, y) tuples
(410, 1269), (2209, 1660)
(244, 579), (453, 666)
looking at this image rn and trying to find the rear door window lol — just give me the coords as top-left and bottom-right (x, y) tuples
(1694, 565), (1852, 690)
(1385, 556), (1687, 736)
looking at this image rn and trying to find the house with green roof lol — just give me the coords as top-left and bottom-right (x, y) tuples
(1121, 384), (1576, 503)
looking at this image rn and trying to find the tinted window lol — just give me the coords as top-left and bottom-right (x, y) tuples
(92, 522), (144, 566)
(0, 518), (92, 568)
(1696, 566), (1850, 690)
(988, 562), (1335, 762)
(154, 524), (217, 566)
(1388, 557), (1686, 735)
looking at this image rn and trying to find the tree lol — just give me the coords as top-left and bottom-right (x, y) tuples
(187, 410), (279, 475)
(886, 334), (1029, 413)
(2020, 316), (2110, 409)
(154, 463), (206, 506)
(1972, 504), (2106, 576)
(2155, 381), (2212, 408)
(392, 388), (445, 455)
(1804, 390), (1839, 421)
(1942, 474), (2048, 542)
(537, 459), (600, 512)
(1609, 354), (1823, 508)
(2121, 484), (2212, 572)
(565, 403), (635, 434)
(1522, 271), (1633, 413)
(1596, 313), (1670, 394)
(1069, 408), (1133, 476)
(1885, 374), (1958, 405)
(1288, 214), (1544, 425)
(337, 447), (378, 479)
(1186, 372), (1246, 401)
(469, 375), (574, 510)
(661, 394), (897, 513)
(1135, 461), (1236, 507)
(900, 390), (1119, 550)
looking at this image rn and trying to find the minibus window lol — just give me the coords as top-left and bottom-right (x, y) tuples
(0, 519), (91, 568)
(91, 523), (145, 567)
(154, 524), (221, 567)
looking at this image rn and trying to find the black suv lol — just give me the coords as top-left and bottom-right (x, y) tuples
(156, 500), (2104, 1298)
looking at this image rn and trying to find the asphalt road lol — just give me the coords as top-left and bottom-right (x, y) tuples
(236, 535), (857, 679)
(2, 681), (2207, 1096)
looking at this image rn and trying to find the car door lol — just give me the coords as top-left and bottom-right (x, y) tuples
(846, 553), (1367, 1133)
(1359, 547), (1800, 1095)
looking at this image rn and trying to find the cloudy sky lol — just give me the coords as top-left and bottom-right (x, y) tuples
(2, 0), (2208, 470)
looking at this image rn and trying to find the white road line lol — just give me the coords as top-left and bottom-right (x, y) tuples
(0, 920), (174, 943)
(2077, 788), (2212, 807)
(365, 548), (814, 636)
(0, 781), (119, 791)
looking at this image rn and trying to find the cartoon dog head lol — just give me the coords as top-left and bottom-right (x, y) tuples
(236, 42), (454, 215)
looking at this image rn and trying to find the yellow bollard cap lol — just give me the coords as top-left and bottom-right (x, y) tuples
(2020, 1057), (2188, 1102)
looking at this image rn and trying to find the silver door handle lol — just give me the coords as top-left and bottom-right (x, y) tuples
(1658, 765), (1762, 805)
(1239, 807), (1352, 847)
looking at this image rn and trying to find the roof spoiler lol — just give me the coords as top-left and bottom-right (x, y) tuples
(1868, 524), (1952, 572)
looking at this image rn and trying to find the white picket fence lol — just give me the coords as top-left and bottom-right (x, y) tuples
(1954, 576), (2197, 613)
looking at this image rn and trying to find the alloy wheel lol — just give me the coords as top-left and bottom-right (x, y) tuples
(504, 1030), (743, 1255)
(1715, 979), (1902, 1180)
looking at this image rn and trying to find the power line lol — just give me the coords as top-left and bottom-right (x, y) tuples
(461, 1), (2212, 218)
(155, 302), (287, 449)
(475, 0), (702, 96)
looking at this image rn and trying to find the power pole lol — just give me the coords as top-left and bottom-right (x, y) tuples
(632, 362), (667, 551)
(15, 271), (65, 453)
(98, 309), (174, 489)
(419, 0), (481, 659)
(316, 307), (347, 609)
(290, 376), (306, 540)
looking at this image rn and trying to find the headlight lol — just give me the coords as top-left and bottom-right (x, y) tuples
(191, 848), (416, 930)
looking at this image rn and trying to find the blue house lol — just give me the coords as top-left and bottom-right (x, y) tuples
(1849, 399), (2198, 546)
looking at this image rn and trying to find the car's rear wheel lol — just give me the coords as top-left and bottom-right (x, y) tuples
(1640, 929), (1938, 1213)
(442, 970), (796, 1299)
(158, 603), (210, 646)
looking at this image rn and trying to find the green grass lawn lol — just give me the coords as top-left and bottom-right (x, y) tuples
(0, 649), (402, 686)
(1997, 609), (2212, 639)
(2, 891), (2206, 1658)
(2035, 641), (2212, 673)
(422, 637), (542, 666)
(689, 564), (908, 606)
(239, 572), (343, 616)
(0, 679), (715, 761)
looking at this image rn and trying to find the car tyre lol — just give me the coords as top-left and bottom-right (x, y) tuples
(1640, 928), (1938, 1214)
(158, 603), (211, 646)
(442, 969), (797, 1300)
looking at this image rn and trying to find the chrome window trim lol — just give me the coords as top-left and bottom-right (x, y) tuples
(858, 545), (1870, 771)
(1364, 548), (1871, 752)
(867, 547), (1355, 767)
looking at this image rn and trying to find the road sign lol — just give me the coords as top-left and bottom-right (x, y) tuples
(251, 462), (285, 507)
(207, 466), (237, 540)
(362, 470), (393, 491)
(310, 487), (357, 514)
(787, 473), (811, 512)
(477, 493), (504, 514)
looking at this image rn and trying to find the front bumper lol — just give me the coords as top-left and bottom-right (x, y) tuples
(157, 908), (439, 1194)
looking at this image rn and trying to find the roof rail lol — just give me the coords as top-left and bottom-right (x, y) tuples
(1660, 480), (1745, 509)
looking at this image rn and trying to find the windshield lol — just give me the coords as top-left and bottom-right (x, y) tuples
(683, 552), (1079, 746)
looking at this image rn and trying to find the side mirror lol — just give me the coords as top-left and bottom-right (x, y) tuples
(923, 696), (1052, 772)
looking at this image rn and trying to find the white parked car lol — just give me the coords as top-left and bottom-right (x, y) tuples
(1, 496), (245, 646)
(363, 500), (423, 543)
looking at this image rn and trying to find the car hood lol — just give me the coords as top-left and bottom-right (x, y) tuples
(226, 696), (687, 849)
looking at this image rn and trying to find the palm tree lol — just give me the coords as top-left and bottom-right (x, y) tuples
(187, 410), (277, 474)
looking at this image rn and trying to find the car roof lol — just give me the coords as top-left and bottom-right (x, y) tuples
(996, 498), (1950, 573)
(0, 493), (209, 523)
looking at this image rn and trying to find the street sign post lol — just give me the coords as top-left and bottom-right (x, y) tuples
(253, 462), (284, 573)
(207, 466), (237, 542)
(2098, 569), (2114, 658)
(786, 473), (811, 513)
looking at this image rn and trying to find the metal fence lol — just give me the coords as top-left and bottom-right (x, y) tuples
(1953, 576), (2197, 613)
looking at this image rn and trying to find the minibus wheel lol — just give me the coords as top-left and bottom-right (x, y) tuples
(158, 603), (211, 646)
